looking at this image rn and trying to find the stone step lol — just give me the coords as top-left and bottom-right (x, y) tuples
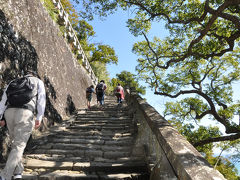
(71, 120), (133, 125)
(34, 143), (133, 152)
(66, 125), (134, 131)
(65, 129), (136, 136)
(30, 149), (132, 159)
(77, 107), (128, 112)
(47, 133), (134, 140)
(25, 154), (144, 164)
(76, 109), (128, 115)
(79, 110), (129, 114)
(24, 159), (147, 173)
(48, 137), (134, 144)
(48, 134), (134, 141)
(71, 122), (133, 127)
(75, 115), (130, 119)
(73, 118), (133, 123)
(22, 171), (99, 180)
(22, 171), (148, 180)
(48, 130), (134, 138)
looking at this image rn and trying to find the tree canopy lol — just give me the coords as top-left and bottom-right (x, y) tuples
(111, 71), (146, 95)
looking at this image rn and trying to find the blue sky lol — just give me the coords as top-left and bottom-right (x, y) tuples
(76, 6), (240, 173)
(88, 9), (169, 113)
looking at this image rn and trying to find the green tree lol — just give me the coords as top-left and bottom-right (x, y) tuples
(168, 117), (239, 179)
(90, 44), (118, 64)
(114, 71), (146, 95)
(90, 61), (112, 93)
(206, 152), (239, 180)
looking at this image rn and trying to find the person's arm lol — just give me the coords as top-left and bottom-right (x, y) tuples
(0, 86), (8, 121)
(35, 80), (46, 129)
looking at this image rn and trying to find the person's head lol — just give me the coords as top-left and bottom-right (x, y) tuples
(100, 80), (105, 83)
(117, 83), (121, 86)
(90, 85), (94, 88)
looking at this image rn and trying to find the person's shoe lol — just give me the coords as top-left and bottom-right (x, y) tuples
(13, 174), (22, 179)
(0, 176), (6, 180)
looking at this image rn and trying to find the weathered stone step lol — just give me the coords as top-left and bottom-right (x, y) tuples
(66, 125), (134, 131)
(99, 173), (149, 180)
(73, 120), (133, 126)
(34, 143), (133, 152)
(30, 149), (132, 159)
(48, 137), (133, 144)
(22, 171), (147, 180)
(67, 129), (135, 136)
(78, 110), (129, 114)
(24, 159), (147, 173)
(75, 115), (131, 119)
(48, 130), (134, 138)
(83, 107), (127, 111)
(25, 154), (144, 164)
(73, 121), (133, 126)
(75, 116), (132, 119)
(47, 134), (134, 141)
(22, 171), (99, 180)
(76, 110), (128, 117)
(71, 122), (133, 127)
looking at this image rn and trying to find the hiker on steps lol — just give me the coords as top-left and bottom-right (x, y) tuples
(0, 70), (46, 180)
(96, 80), (107, 107)
(114, 83), (124, 104)
(86, 85), (95, 109)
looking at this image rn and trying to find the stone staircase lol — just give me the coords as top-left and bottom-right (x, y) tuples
(22, 96), (150, 179)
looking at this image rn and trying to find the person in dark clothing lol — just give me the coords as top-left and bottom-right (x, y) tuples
(86, 85), (95, 109)
(95, 80), (107, 106)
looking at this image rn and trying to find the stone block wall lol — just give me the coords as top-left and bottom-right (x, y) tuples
(125, 90), (226, 180)
(0, 0), (95, 160)
(0, 0), (95, 120)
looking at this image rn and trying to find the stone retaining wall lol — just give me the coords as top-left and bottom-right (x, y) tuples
(126, 90), (226, 180)
(0, 0), (95, 160)
(0, 0), (95, 122)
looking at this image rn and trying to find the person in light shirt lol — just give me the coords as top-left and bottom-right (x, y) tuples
(115, 83), (124, 104)
(0, 70), (46, 180)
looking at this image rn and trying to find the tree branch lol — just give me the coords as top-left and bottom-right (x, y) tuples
(154, 89), (239, 133)
(193, 133), (240, 147)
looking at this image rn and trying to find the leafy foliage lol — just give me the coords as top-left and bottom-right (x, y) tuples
(90, 61), (112, 94)
(113, 71), (146, 95)
(90, 45), (118, 64)
(206, 155), (239, 180)
(169, 117), (240, 179)
(41, 0), (59, 22)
